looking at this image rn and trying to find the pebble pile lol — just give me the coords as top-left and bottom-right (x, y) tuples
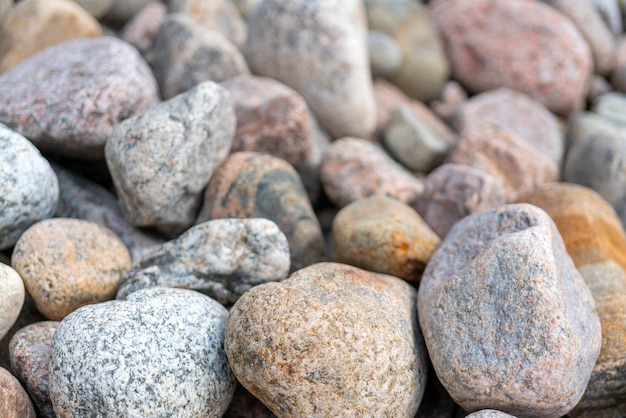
(2, 0), (626, 417)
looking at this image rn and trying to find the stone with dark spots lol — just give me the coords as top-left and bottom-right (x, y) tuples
(49, 287), (235, 417)
(0, 367), (35, 418)
(197, 152), (325, 272)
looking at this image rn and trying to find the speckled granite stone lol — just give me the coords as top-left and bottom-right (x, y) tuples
(0, 264), (24, 340)
(49, 287), (235, 417)
(466, 411), (517, 418)
(244, 0), (376, 139)
(225, 262), (428, 417)
(106, 81), (235, 236)
(0, 124), (59, 250)
(332, 195), (440, 282)
(0, 367), (35, 418)
(120, 2), (167, 64)
(0, 37), (159, 159)
(9, 321), (58, 418)
(418, 204), (601, 417)
(117, 218), (290, 304)
(12, 218), (131, 320)
(197, 152), (324, 272)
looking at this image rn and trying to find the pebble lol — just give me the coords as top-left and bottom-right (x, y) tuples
(0, 264), (24, 341)
(0, 0), (101, 74)
(592, 0), (623, 34)
(418, 203), (601, 417)
(105, 81), (235, 236)
(11, 218), (131, 320)
(332, 195), (440, 282)
(367, 30), (402, 78)
(415, 164), (507, 238)
(0, 367), (36, 418)
(0, 124), (59, 250)
(196, 152), (325, 272)
(320, 137), (425, 208)
(466, 411), (517, 418)
(592, 91), (626, 125)
(430, 80), (468, 124)
(9, 321), (59, 418)
(446, 121), (559, 202)
(244, 0), (376, 139)
(431, 0), (592, 115)
(225, 262), (428, 417)
(153, 13), (250, 100)
(0, 36), (159, 159)
(68, 0), (113, 18)
(102, 0), (155, 24)
(120, 2), (167, 64)
(49, 287), (235, 417)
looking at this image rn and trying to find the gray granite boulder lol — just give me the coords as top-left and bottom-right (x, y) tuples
(105, 81), (235, 236)
(0, 264), (24, 341)
(0, 124), (59, 250)
(418, 204), (601, 417)
(117, 218), (290, 305)
(49, 287), (235, 417)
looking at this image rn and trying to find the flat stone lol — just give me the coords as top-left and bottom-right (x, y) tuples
(153, 13), (249, 100)
(0, 36), (159, 159)
(332, 195), (440, 281)
(0, 124), (59, 250)
(466, 411), (517, 418)
(9, 321), (59, 418)
(368, 30), (402, 78)
(49, 287), (235, 417)
(418, 203), (601, 417)
(106, 81), (235, 236)
(196, 152), (325, 272)
(120, 2), (167, 64)
(244, 0), (376, 139)
(0, 367), (35, 418)
(11, 218), (131, 320)
(225, 262), (428, 417)
(0, 264), (24, 341)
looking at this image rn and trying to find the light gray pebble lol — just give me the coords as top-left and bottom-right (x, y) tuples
(368, 30), (402, 78)
(592, 91), (626, 125)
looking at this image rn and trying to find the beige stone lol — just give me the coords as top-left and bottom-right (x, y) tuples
(0, 264), (24, 340)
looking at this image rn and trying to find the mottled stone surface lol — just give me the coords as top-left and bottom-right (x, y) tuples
(154, 13), (250, 100)
(368, 30), (402, 78)
(106, 81), (235, 236)
(9, 321), (58, 418)
(0, 264), (24, 340)
(418, 204), (601, 417)
(225, 262), (428, 417)
(592, 92), (626, 126)
(117, 218), (290, 305)
(332, 195), (440, 281)
(197, 152), (324, 272)
(466, 411), (517, 418)
(120, 2), (167, 64)
(0, 367), (36, 418)
(432, 0), (592, 115)
(245, 0), (376, 139)
(0, 0), (101, 73)
(0, 37), (159, 159)
(49, 287), (235, 417)
(446, 122), (559, 202)
(415, 164), (506, 238)
(12, 218), (131, 320)
(0, 124), (59, 250)
(320, 137), (425, 208)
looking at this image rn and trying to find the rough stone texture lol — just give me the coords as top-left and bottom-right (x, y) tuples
(154, 13), (250, 100)
(103, 0), (156, 24)
(106, 81), (235, 236)
(446, 122), (559, 202)
(49, 287), (235, 418)
(320, 137), (425, 209)
(244, 0), (376, 139)
(415, 164), (507, 238)
(225, 262), (428, 417)
(120, 2), (167, 64)
(197, 152), (325, 272)
(431, 0), (592, 115)
(223, 384), (277, 418)
(418, 204), (602, 417)
(368, 30), (402, 78)
(0, 264), (24, 340)
(0, 36), (159, 159)
(117, 218), (290, 305)
(431, 80), (468, 125)
(53, 164), (164, 263)
(9, 321), (59, 418)
(453, 88), (564, 164)
(11, 218), (132, 320)
(612, 35), (626, 93)
(0, 0), (101, 74)
(592, 92), (626, 125)
(0, 124), (59, 250)
(0, 367), (36, 418)
(466, 411), (517, 418)
(332, 195), (440, 282)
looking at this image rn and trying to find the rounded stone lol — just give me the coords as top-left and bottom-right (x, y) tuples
(592, 92), (626, 126)
(0, 124), (59, 250)
(11, 218), (132, 320)
(332, 195), (441, 282)
(466, 411), (517, 418)
(431, 0), (592, 115)
(0, 264), (24, 341)
(225, 262), (428, 417)
(120, 2), (167, 64)
(0, 367), (36, 418)
(0, 36), (159, 159)
(368, 30), (402, 78)
(49, 287), (235, 418)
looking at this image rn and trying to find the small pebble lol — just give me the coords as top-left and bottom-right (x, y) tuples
(592, 91), (626, 125)
(0, 367), (35, 418)
(120, 2), (167, 64)
(367, 30), (402, 78)
(0, 264), (24, 341)
(430, 80), (468, 124)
